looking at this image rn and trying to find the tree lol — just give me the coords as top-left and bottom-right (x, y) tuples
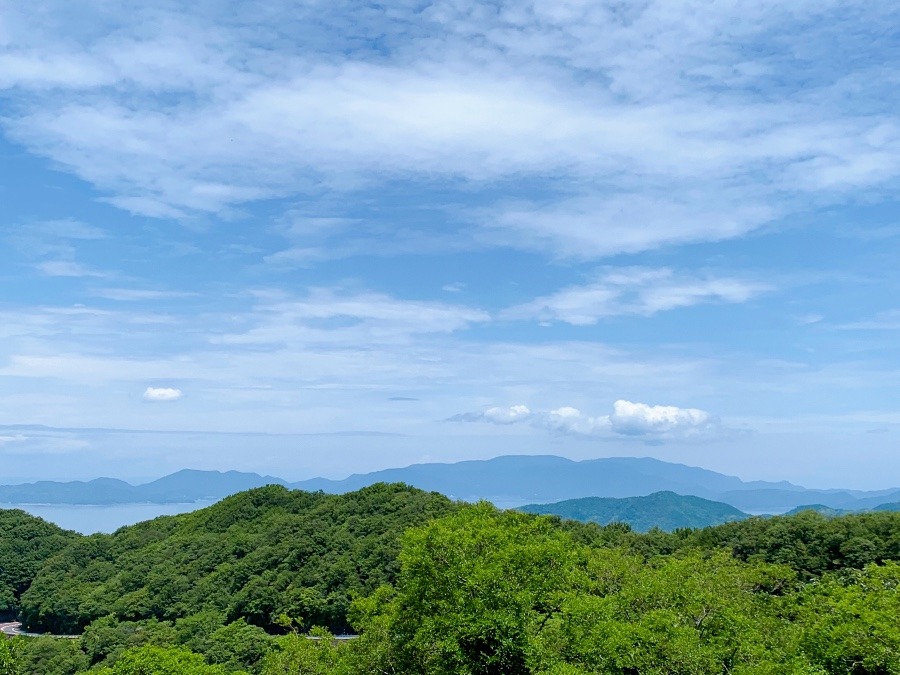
(259, 629), (346, 675)
(798, 562), (900, 673)
(354, 503), (586, 674)
(0, 637), (22, 675)
(87, 645), (240, 675)
(14, 636), (89, 675)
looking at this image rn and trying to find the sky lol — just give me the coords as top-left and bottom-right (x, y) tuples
(1, 0), (900, 488)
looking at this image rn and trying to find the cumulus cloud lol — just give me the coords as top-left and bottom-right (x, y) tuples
(143, 387), (183, 402)
(503, 268), (770, 325)
(608, 400), (715, 436)
(451, 399), (719, 439)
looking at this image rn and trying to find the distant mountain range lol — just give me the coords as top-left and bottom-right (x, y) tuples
(519, 491), (748, 532)
(0, 469), (287, 505)
(2, 455), (899, 514)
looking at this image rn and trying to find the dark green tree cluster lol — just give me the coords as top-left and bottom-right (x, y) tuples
(681, 509), (900, 577)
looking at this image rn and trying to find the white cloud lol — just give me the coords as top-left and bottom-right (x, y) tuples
(544, 406), (613, 436)
(143, 387), (183, 402)
(504, 268), (769, 325)
(608, 399), (715, 436)
(451, 399), (719, 439)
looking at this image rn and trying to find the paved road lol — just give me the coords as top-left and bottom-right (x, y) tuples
(0, 621), (77, 639)
(1, 619), (354, 641)
(0, 621), (23, 637)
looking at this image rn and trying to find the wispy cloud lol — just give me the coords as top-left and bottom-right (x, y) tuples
(1, 2), (897, 260)
(504, 268), (769, 325)
(451, 404), (532, 425)
(213, 287), (490, 347)
(92, 288), (196, 302)
(837, 310), (900, 330)
(37, 260), (109, 278)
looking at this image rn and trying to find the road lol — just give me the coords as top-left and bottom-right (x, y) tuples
(0, 621), (23, 637)
(0, 621), (77, 639)
(0, 619), (354, 641)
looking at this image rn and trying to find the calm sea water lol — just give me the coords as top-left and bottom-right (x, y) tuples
(3, 501), (218, 534)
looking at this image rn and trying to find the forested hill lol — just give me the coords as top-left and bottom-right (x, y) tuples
(5, 486), (900, 674)
(18, 483), (457, 635)
(0, 509), (78, 620)
(519, 491), (748, 531)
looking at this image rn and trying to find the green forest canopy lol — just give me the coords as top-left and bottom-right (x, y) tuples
(3, 484), (900, 674)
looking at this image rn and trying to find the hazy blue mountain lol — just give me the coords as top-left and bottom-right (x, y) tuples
(718, 488), (900, 513)
(0, 478), (136, 505)
(135, 469), (287, 502)
(290, 455), (802, 505)
(0, 470), (284, 505)
(873, 502), (900, 512)
(290, 455), (898, 512)
(1, 455), (897, 511)
(518, 491), (748, 532)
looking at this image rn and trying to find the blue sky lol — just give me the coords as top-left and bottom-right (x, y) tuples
(1, 0), (900, 487)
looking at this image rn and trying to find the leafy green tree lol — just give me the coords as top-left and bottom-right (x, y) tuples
(80, 616), (176, 666)
(546, 549), (809, 674)
(15, 636), (89, 675)
(0, 637), (22, 675)
(259, 629), (346, 675)
(201, 619), (274, 672)
(355, 503), (587, 674)
(86, 645), (241, 675)
(797, 562), (900, 673)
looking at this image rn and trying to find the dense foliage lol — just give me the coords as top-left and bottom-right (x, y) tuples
(3, 486), (900, 673)
(19, 483), (456, 634)
(0, 510), (78, 620)
(681, 509), (900, 577)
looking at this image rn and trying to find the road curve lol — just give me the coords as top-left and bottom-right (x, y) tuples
(0, 621), (23, 636)
(0, 621), (78, 639)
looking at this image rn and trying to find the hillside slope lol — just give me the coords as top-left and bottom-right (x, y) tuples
(0, 508), (78, 620)
(19, 483), (456, 634)
(519, 491), (748, 531)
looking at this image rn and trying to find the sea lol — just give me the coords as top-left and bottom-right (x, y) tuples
(2, 501), (219, 534)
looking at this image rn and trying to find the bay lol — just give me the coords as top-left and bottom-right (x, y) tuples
(2, 500), (218, 534)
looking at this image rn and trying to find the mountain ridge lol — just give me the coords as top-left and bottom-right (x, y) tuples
(2, 455), (898, 513)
